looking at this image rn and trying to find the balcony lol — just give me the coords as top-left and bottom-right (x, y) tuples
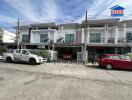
(126, 38), (132, 43)
(90, 38), (104, 43)
(118, 38), (125, 43)
(89, 38), (127, 44)
(107, 38), (114, 43)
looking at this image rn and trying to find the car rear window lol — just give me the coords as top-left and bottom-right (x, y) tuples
(99, 55), (109, 59)
(110, 55), (120, 60)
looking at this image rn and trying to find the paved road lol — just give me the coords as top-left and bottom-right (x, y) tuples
(0, 62), (132, 100)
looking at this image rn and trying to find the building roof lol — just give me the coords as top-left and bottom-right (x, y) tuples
(121, 20), (132, 23)
(30, 22), (56, 27)
(82, 18), (120, 26)
(58, 23), (82, 28)
(59, 23), (78, 26)
(18, 18), (132, 29)
(110, 5), (125, 10)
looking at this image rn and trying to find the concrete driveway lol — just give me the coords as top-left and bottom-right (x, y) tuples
(0, 62), (132, 100)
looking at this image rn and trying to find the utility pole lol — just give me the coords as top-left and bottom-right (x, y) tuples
(16, 18), (20, 49)
(83, 10), (88, 64)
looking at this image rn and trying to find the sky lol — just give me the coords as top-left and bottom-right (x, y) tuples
(0, 0), (132, 32)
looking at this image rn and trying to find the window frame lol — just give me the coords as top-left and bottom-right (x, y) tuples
(40, 34), (48, 43)
(90, 33), (101, 43)
(22, 34), (29, 43)
(15, 50), (21, 54)
(65, 34), (74, 43)
(22, 50), (29, 55)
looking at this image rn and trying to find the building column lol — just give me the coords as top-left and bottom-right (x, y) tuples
(48, 27), (51, 43)
(115, 48), (118, 54)
(52, 44), (55, 51)
(61, 26), (65, 42)
(87, 25), (90, 43)
(130, 47), (132, 53)
(105, 24), (108, 43)
(35, 26), (38, 43)
(123, 23), (126, 42)
(115, 26), (119, 44)
(61, 26), (63, 34)
(36, 32), (37, 43)
(81, 28), (84, 43)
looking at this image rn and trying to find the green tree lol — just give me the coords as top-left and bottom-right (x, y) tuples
(37, 50), (48, 58)
(0, 35), (2, 43)
(0, 45), (5, 55)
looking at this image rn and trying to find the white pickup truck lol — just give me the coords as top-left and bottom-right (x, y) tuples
(3, 49), (45, 64)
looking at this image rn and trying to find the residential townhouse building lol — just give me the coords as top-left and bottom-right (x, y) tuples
(19, 19), (132, 60)
(20, 23), (58, 49)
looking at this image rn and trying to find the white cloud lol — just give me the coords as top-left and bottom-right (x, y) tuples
(4, 0), (37, 21)
(3, 0), (61, 23)
(1, 0), (132, 26)
(92, 0), (132, 19)
(75, 0), (132, 21)
(40, 0), (60, 21)
(0, 14), (17, 25)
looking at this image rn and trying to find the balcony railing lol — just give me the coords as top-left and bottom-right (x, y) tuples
(90, 38), (104, 43)
(126, 39), (132, 43)
(107, 38), (114, 43)
(89, 38), (131, 43)
(118, 38), (125, 43)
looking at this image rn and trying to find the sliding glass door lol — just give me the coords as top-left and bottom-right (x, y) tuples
(90, 33), (101, 43)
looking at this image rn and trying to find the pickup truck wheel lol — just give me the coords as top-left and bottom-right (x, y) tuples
(29, 58), (36, 65)
(106, 64), (112, 70)
(6, 57), (13, 63)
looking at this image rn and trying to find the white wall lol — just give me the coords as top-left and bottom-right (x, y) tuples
(30, 29), (57, 43)
(2, 30), (16, 43)
(118, 28), (124, 38)
(56, 26), (64, 42)
(56, 26), (77, 43)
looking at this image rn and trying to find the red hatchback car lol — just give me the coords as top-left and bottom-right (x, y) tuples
(63, 54), (72, 60)
(98, 54), (132, 70)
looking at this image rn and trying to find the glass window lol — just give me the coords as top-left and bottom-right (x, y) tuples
(90, 33), (101, 43)
(65, 34), (74, 43)
(40, 34), (48, 43)
(16, 50), (21, 54)
(110, 56), (120, 60)
(22, 34), (29, 43)
(22, 50), (29, 55)
(120, 55), (131, 60)
(126, 32), (132, 42)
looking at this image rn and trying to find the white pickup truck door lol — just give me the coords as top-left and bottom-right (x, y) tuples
(13, 50), (22, 61)
(21, 50), (30, 62)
